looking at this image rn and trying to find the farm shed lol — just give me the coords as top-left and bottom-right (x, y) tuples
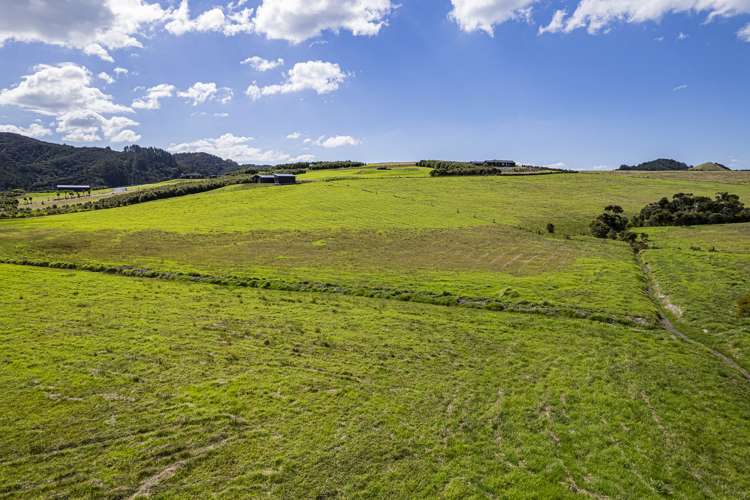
(274, 174), (296, 185)
(252, 174), (276, 184)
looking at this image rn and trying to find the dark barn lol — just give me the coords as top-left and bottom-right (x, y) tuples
(252, 174), (276, 184)
(274, 174), (296, 185)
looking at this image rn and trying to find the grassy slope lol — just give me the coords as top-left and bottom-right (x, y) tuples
(2, 172), (748, 322)
(643, 223), (750, 369)
(2, 264), (750, 498)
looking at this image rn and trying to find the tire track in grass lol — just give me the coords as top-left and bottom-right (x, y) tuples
(636, 254), (750, 384)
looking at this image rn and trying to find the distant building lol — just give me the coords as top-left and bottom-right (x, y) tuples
(274, 173), (296, 185)
(251, 174), (276, 184)
(56, 185), (91, 192)
(251, 174), (297, 185)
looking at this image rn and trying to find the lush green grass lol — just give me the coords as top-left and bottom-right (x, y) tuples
(3, 171), (749, 234)
(2, 264), (750, 498)
(299, 164), (430, 180)
(643, 223), (750, 370)
(3, 169), (750, 496)
(0, 224), (655, 323)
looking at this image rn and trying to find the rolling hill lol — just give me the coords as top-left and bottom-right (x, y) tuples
(618, 158), (691, 171)
(1, 165), (750, 496)
(691, 162), (731, 171)
(0, 133), (238, 191)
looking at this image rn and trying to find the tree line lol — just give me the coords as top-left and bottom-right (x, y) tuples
(418, 160), (576, 177)
(0, 176), (251, 219)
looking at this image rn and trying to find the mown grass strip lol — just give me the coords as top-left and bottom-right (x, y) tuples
(0, 257), (655, 329)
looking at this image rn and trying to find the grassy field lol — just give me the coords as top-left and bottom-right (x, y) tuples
(15, 179), (203, 210)
(643, 223), (750, 370)
(2, 264), (750, 498)
(1, 168), (749, 496)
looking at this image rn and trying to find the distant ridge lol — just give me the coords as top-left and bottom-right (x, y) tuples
(618, 159), (690, 171)
(0, 133), (238, 191)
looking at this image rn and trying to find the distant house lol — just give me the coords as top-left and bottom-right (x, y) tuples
(56, 184), (91, 192)
(251, 174), (297, 185)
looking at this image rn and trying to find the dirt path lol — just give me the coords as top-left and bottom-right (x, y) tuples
(637, 254), (750, 383)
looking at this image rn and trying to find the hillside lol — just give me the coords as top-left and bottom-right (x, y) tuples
(691, 162), (731, 171)
(618, 158), (691, 171)
(2, 167), (750, 497)
(0, 133), (236, 190)
(173, 152), (239, 176)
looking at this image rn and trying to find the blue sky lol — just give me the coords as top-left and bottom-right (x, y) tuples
(1, 0), (749, 169)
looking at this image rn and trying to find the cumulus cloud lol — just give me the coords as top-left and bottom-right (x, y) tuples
(316, 135), (362, 148)
(0, 0), (167, 61)
(246, 61), (347, 100)
(541, 0), (750, 35)
(178, 82), (233, 106)
(132, 84), (175, 110)
(253, 0), (393, 43)
(167, 133), (312, 164)
(165, 0), (253, 36)
(114, 67), (129, 75)
(0, 63), (131, 116)
(242, 56), (285, 71)
(0, 63), (138, 143)
(741, 23), (750, 41)
(673, 84), (688, 91)
(56, 110), (140, 143)
(287, 131), (302, 139)
(0, 122), (53, 138)
(449, 0), (537, 35)
(98, 72), (115, 85)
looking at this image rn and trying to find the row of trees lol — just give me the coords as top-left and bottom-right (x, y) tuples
(0, 177), (248, 218)
(419, 160), (576, 177)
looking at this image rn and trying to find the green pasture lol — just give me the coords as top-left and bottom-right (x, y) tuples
(2, 264), (750, 498)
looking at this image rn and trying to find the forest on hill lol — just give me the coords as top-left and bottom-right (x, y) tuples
(618, 158), (691, 171)
(0, 133), (239, 190)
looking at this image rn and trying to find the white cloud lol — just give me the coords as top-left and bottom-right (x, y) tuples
(242, 56), (285, 71)
(246, 61), (347, 100)
(214, 112), (230, 118)
(541, 1), (750, 35)
(178, 82), (233, 106)
(253, 0), (393, 43)
(0, 0), (168, 61)
(673, 84), (688, 91)
(539, 9), (567, 35)
(132, 83), (175, 110)
(0, 63), (132, 116)
(0, 122), (53, 138)
(677, 31), (689, 40)
(114, 67), (129, 75)
(317, 135), (361, 148)
(0, 63), (139, 143)
(56, 110), (140, 143)
(449, 0), (537, 35)
(98, 72), (115, 85)
(287, 131), (302, 139)
(165, 0), (253, 36)
(167, 133), (311, 164)
(741, 23), (750, 41)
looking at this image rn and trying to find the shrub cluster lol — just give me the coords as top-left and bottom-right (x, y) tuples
(632, 192), (750, 227)
(590, 205), (649, 251)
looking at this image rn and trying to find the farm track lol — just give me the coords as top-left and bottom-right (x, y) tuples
(636, 253), (750, 383)
(0, 258), (653, 329)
